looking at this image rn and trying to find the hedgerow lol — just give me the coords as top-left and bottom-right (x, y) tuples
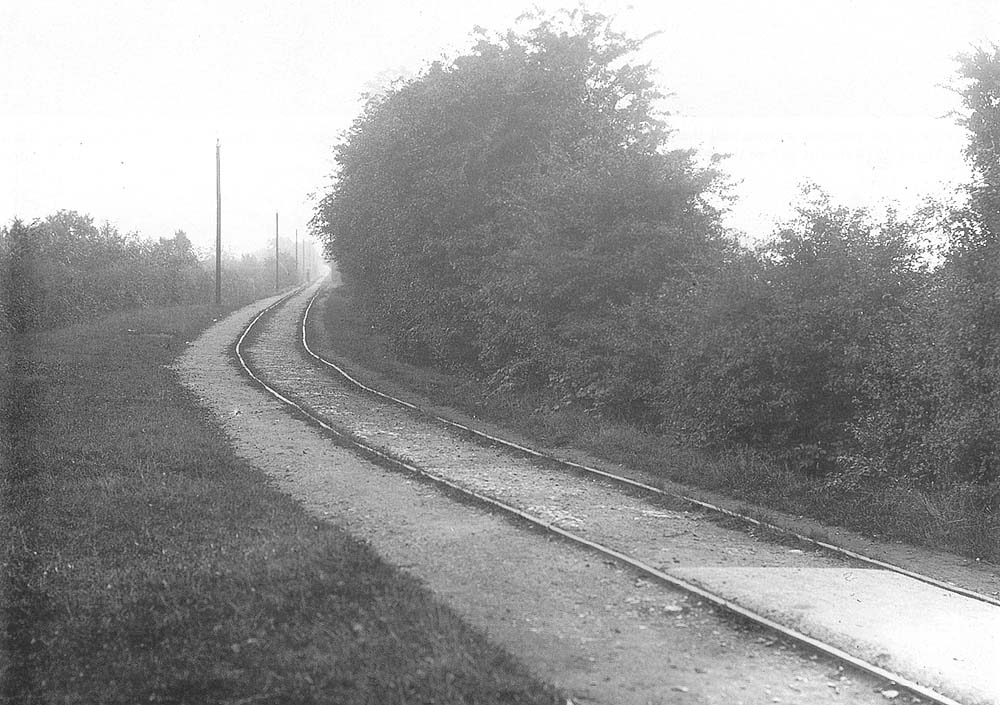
(313, 9), (1000, 509)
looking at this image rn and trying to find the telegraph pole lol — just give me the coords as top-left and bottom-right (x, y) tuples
(295, 228), (299, 283)
(215, 140), (222, 306)
(274, 212), (279, 292)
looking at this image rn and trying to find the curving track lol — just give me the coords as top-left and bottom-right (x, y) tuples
(235, 281), (1000, 705)
(298, 291), (1000, 611)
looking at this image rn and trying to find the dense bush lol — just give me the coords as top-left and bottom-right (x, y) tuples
(659, 47), (1000, 489)
(659, 191), (927, 472)
(313, 9), (726, 419)
(0, 211), (301, 332)
(315, 10), (1000, 500)
(838, 47), (1000, 487)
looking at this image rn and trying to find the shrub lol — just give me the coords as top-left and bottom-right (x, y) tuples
(658, 190), (926, 471)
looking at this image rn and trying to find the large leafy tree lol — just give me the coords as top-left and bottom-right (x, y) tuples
(928, 46), (1000, 482)
(313, 9), (725, 413)
(842, 47), (1000, 485)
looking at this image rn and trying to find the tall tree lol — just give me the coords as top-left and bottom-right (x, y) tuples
(313, 9), (726, 411)
(925, 46), (1000, 481)
(951, 46), (1000, 268)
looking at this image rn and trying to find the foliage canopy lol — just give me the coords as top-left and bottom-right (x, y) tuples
(315, 10), (1000, 523)
(313, 9), (726, 414)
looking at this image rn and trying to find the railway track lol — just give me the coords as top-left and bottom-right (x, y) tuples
(298, 290), (1000, 612)
(235, 281), (999, 705)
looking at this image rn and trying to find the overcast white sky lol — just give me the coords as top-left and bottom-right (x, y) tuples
(2, 0), (999, 255)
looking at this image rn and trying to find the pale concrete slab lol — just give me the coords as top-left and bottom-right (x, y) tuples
(676, 566), (1000, 705)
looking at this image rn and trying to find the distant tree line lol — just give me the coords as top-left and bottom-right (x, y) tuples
(314, 11), (1000, 496)
(0, 211), (301, 333)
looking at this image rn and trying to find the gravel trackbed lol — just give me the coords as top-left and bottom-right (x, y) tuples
(174, 285), (933, 705)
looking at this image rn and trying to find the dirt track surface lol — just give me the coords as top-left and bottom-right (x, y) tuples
(175, 285), (930, 705)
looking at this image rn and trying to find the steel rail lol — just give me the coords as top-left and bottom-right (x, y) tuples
(300, 287), (1000, 611)
(234, 286), (968, 705)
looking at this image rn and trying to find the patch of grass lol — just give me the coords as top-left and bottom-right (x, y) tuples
(314, 284), (1000, 563)
(0, 303), (562, 704)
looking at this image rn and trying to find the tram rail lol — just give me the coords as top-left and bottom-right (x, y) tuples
(233, 283), (992, 705)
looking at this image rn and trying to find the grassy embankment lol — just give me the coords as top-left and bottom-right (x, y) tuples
(315, 285), (999, 563)
(0, 303), (562, 704)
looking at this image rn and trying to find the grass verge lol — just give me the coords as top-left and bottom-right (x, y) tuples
(0, 303), (563, 705)
(314, 284), (1000, 563)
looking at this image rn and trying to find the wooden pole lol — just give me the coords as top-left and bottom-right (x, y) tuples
(274, 212), (279, 292)
(295, 228), (299, 283)
(215, 140), (221, 306)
